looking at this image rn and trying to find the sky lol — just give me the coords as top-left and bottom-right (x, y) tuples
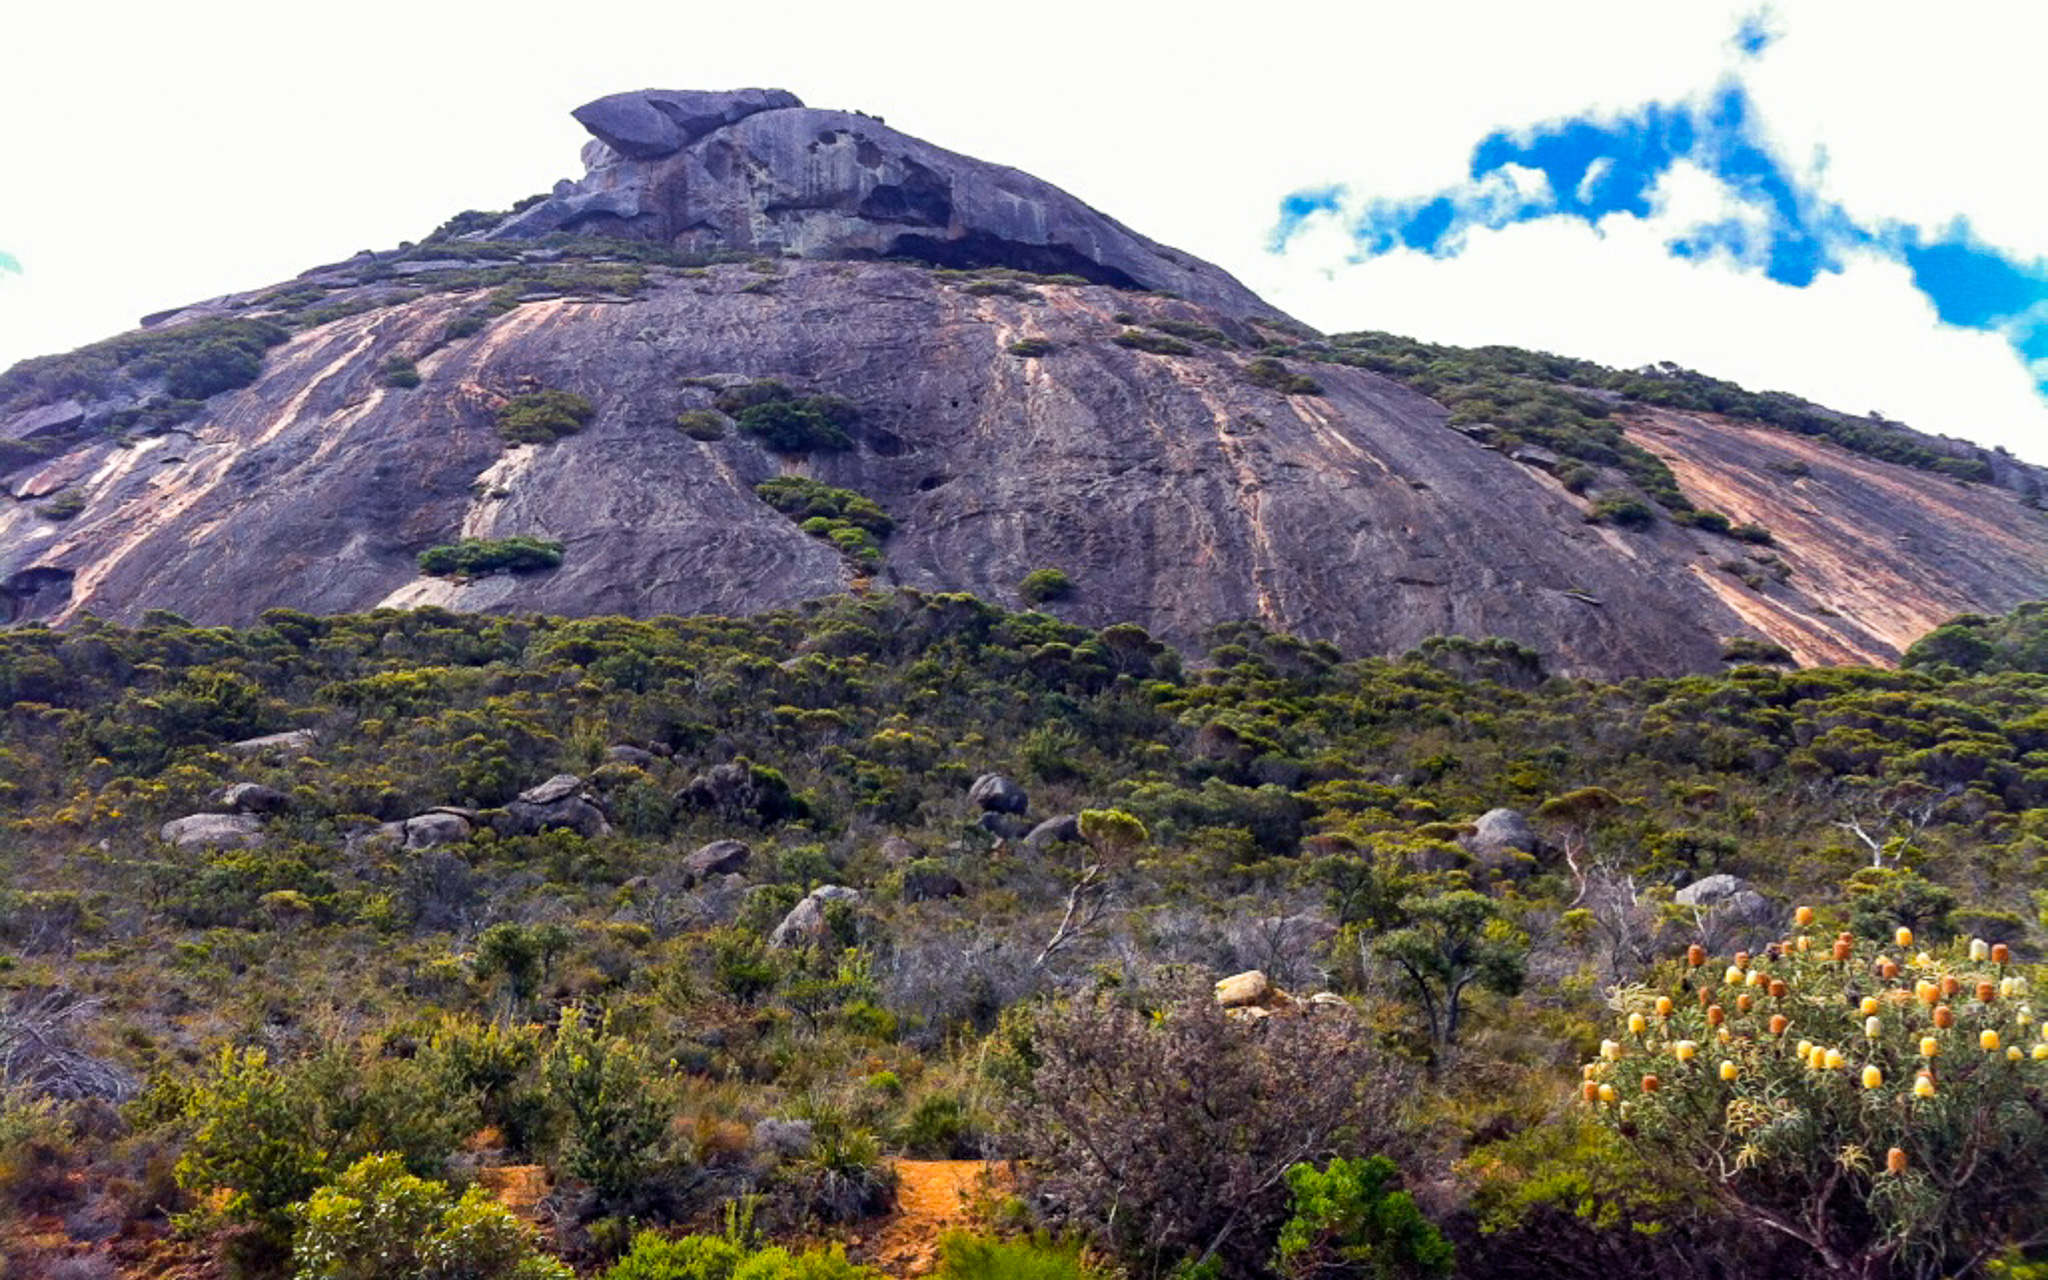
(4, 1), (2045, 461)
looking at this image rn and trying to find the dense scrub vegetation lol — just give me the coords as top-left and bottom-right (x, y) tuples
(417, 538), (567, 578)
(1290, 331), (2002, 498)
(0, 593), (2044, 1275)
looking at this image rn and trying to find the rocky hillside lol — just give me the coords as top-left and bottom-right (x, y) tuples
(3, 88), (2043, 676)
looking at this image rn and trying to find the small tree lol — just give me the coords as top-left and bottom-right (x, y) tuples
(1374, 891), (1526, 1049)
(541, 1008), (669, 1209)
(1587, 932), (2048, 1276)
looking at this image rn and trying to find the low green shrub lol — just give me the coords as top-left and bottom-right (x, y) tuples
(932, 1233), (1100, 1280)
(677, 410), (729, 441)
(417, 537), (565, 578)
(1111, 329), (1193, 356)
(35, 491), (85, 522)
(1149, 319), (1232, 347)
(1244, 357), (1323, 395)
(1586, 493), (1657, 529)
(1007, 338), (1053, 358)
(497, 391), (595, 445)
(1019, 569), (1073, 604)
(381, 356), (421, 389)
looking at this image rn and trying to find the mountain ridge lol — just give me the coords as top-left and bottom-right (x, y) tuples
(1, 89), (2042, 675)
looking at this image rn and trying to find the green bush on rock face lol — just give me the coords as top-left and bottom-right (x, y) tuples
(417, 537), (565, 578)
(1019, 569), (1073, 604)
(497, 390), (595, 445)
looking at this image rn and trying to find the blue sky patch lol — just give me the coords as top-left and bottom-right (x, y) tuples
(0, 252), (19, 276)
(1271, 38), (2048, 398)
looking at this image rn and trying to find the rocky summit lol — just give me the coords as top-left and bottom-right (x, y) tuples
(2, 88), (2044, 676)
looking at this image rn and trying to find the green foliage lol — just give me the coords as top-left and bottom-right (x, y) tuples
(541, 1008), (670, 1207)
(604, 1234), (881, 1280)
(1720, 635), (1794, 665)
(0, 317), (287, 416)
(1585, 493), (1657, 529)
(677, 410), (729, 441)
(1375, 890), (1527, 1047)
(933, 1233), (1101, 1280)
(1149, 319), (1233, 348)
(1273, 1157), (1453, 1280)
(417, 537), (565, 577)
(497, 390), (596, 445)
(1903, 603), (2048, 675)
(756, 478), (893, 570)
(1007, 338), (1054, 357)
(292, 1152), (571, 1279)
(715, 382), (859, 453)
(1112, 328), (1194, 356)
(1243, 357), (1323, 395)
(1019, 568), (1073, 604)
(175, 1046), (328, 1232)
(380, 356), (421, 389)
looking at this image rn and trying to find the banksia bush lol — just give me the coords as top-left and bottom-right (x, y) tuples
(1584, 936), (2048, 1275)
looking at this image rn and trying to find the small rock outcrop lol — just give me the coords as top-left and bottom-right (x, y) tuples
(1675, 874), (1774, 925)
(899, 861), (965, 902)
(502, 775), (610, 838)
(604, 744), (657, 768)
(968, 774), (1028, 815)
(160, 813), (264, 851)
(682, 839), (751, 884)
(495, 89), (1272, 317)
(675, 761), (797, 826)
(1214, 970), (1274, 1009)
(224, 729), (318, 757)
(403, 810), (474, 849)
(215, 783), (291, 814)
(1460, 808), (1540, 871)
(1023, 814), (1083, 850)
(769, 885), (860, 948)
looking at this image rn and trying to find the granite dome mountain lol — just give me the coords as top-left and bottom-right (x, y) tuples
(2, 87), (2043, 677)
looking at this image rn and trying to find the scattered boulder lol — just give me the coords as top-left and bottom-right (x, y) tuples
(682, 839), (751, 884)
(605, 744), (656, 767)
(675, 760), (799, 826)
(1023, 814), (1082, 850)
(502, 775), (610, 838)
(1306, 992), (1350, 1011)
(160, 812), (264, 851)
(519, 774), (584, 805)
(1460, 807), (1540, 872)
(769, 885), (860, 948)
(402, 811), (473, 850)
(968, 773), (1028, 815)
(878, 835), (920, 864)
(215, 782), (290, 814)
(571, 88), (804, 160)
(224, 729), (318, 757)
(1675, 874), (1774, 925)
(1214, 970), (1273, 1009)
(1508, 445), (1562, 472)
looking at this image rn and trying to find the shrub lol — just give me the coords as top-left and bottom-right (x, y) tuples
(35, 491), (85, 521)
(292, 1152), (571, 1279)
(1019, 569), (1073, 604)
(381, 356), (421, 389)
(1150, 319), (1233, 347)
(541, 1008), (670, 1209)
(1273, 1156), (1453, 1280)
(1720, 635), (1794, 664)
(1244, 357), (1323, 395)
(1007, 338), (1053, 357)
(1586, 934), (2048, 1277)
(734, 400), (855, 453)
(756, 478), (892, 569)
(1673, 509), (1732, 535)
(1586, 493), (1657, 529)
(1730, 521), (1776, 545)
(604, 1234), (881, 1280)
(417, 537), (565, 578)
(677, 410), (729, 441)
(933, 1233), (1101, 1280)
(1111, 329), (1193, 356)
(996, 985), (1408, 1273)
(497, 390), (595, 445)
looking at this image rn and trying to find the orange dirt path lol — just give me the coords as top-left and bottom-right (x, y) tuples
(860, 1159), (999, 1277)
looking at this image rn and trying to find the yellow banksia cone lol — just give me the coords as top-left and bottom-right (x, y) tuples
(1863, 1065), (1882, 1089)
(1719, 1060), (1738, 1081)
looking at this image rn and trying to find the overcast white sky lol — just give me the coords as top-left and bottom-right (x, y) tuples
(4, 1), (2045, 461)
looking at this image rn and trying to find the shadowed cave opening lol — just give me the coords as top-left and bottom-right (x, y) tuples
(885, 231), (1147, 290)
(3, 566), (74, 624)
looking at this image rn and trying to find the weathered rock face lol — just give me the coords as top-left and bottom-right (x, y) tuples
(494, 88), (1271, 317)
(3, 91), (2045, 676)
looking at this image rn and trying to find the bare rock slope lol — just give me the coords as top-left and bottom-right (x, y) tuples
(2, 89), (2044, 676)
